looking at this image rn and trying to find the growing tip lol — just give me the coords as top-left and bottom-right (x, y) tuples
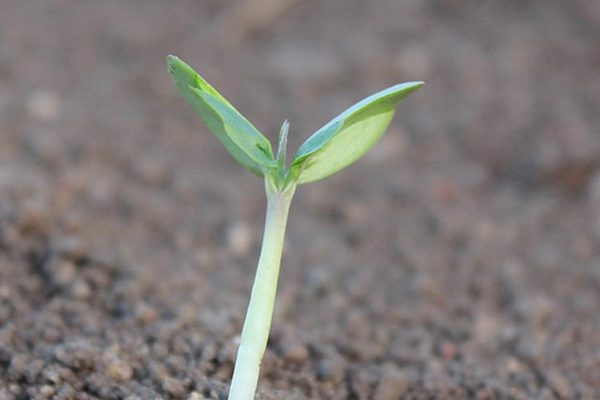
(277, 120), (289, 167)
(279, 120), (289, 144)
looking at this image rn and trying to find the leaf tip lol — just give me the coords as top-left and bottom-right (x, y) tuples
(406, 81), (425, 91)
(166, 55), (179, 72)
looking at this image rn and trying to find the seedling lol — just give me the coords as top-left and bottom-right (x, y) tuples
(167, 55), (423, 400)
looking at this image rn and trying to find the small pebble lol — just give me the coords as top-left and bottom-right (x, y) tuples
(316, 357), (345, 383)
(106, 359), (133, 382)
(56, 385), (76, 399)
(41, 365), (62, 385)
(18, 202), (50, 236)
(50, 260), (77, 286)
(374, 366), (410, 400)
(39, 385), (55, 398)
(432, 178), (459, 204)
(136, 303), (159, 324)
(187, 392), (204, 400)
(148, 361), (170, 382)
(278, 336), (309, 364)
(8, 354), (28, 380)
(135, 159), (167, 186)
(439, 341), (457, 360)
(474, 313), (500, 343)
(24, 359), (44, 383)
(346, 342), (383, 363)
(56, 237), (87, 262)
(162, 376), (187, 398)
(71, 279), (92, 300)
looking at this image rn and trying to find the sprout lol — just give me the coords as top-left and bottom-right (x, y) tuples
(168, 55), (423, 400)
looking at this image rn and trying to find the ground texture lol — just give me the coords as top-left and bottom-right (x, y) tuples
(1, 1), (600, 399)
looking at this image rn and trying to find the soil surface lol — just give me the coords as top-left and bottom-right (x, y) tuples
(1, 1), (600, 399)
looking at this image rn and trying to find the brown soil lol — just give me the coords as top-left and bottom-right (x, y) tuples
(1, 1), (600, 399)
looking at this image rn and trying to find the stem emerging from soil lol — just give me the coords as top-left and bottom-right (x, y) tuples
(228, 178), (296, 400)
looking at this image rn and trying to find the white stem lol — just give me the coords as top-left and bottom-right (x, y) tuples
(228, 178), (296, 400)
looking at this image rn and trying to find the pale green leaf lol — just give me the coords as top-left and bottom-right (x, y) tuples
(167, 55), (276, 177)
(290, 82), (423, 184)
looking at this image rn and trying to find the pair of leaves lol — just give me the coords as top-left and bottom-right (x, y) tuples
(167, 55), (423, 186)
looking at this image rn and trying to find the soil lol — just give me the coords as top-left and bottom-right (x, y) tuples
(1, 0), (600, 399)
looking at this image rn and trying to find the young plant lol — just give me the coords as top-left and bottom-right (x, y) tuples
(167, 55), (423, 400)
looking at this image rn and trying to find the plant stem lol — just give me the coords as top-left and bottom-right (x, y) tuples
(228, 178), (296, 400)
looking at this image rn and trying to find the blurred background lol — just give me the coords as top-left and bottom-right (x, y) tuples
(1, 1), (599, 399)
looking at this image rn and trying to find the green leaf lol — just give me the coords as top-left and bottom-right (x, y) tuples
(289, 82), (424, 184)
(167, 55), (276, 177)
